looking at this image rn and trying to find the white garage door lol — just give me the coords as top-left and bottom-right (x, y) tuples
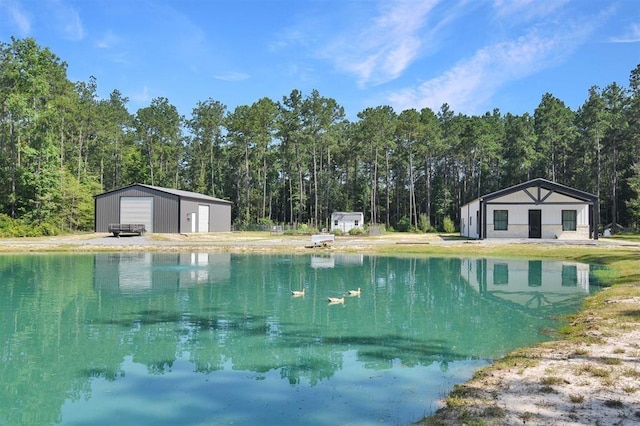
(120, 197), (153, 232)
(198, 205), (209, 232)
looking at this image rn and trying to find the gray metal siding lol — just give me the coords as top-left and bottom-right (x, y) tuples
(151, 190), (179, 233)
(209, 202), (231, 232)
(96, 184), (231, 233)
(95, 192), (120, 232)
(180, 200), (199, 232)
(95, 186), (179, 233)
(180, 198), (231, 233)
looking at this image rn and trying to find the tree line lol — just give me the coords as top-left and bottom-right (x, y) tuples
(1, 37), (640, 235)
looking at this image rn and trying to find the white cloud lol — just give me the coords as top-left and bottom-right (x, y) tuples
(213, 72), (250, 82)
(324, 0), (440, 87)
(268, 28), (307, 52)
(93, 31), (131, 65)
(129, 85), (152, 105)
(47, 0), (85, 41)
(387, 18), (598, 114)
(610, 23), (640, 43)
(141, 2), (217, 73)
(95, 30), (121, 49)
(493, 0), (569, 21)
(0, 0), (83, 40)
(0, 0), (31, 35)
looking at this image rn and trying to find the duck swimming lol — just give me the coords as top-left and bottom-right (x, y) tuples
(327, 294), (346, 304)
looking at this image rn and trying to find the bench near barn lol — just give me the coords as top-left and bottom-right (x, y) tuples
(108, 223), (147, 237)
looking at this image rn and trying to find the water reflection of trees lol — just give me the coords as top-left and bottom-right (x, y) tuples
(0, 254), (594, 425)
(0, 255), (118, 426)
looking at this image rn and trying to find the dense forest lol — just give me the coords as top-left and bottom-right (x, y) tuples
(1, 37), (640, 236)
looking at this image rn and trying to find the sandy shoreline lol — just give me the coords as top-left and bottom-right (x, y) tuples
(1, 232), (639, 425)
(425, 298), (640, 425)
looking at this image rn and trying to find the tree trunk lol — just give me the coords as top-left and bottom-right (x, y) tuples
(385, 150), (390, 227)
(409, 152), (417, 227)
(612, 136), (618, 228)
(262, 154), (267, 219)
(425, 157), (432, 226)
(312, 143), (318, 228)
(245, 141), (250, 222)
(371, 147), (378, 225)
(295, 142), (304, 224)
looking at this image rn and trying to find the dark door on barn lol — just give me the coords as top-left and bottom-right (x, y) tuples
(528, 209), (541, 238)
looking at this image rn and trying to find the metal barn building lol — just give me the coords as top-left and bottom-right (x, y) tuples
(94, 184), (232, 233)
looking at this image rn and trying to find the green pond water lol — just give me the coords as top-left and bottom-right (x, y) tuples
(0, 253), (603, 425)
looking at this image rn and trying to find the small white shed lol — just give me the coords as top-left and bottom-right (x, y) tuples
(460, 178), (599, 240)
(330, 212), (364, 233)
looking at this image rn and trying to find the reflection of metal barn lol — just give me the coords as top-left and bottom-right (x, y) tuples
(460, 178), (599, 240)
(94, 184), (232, 233)
(330, 212), (364, 233)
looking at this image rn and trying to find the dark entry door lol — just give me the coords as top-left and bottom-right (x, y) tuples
(529, 209), (541, 238)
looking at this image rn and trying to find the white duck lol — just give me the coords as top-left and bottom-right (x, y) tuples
(348, 287), (361, 296)
(327, 294), (346, 304)
(291, 289), (305, 297)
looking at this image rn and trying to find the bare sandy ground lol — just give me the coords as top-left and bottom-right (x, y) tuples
(427, 300), (640, 425)
(0, 231), (627, 252)
(1, 232), (639, 424)
(0, 231), (459, 252)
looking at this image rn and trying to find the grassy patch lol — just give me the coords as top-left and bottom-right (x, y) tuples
(575, 364), (611, 378)
(623, 367), (640, 378)
(492, 350), (540, 371)
(458, 410), (487, 426)
(569, 394), (585, 403)
(600, 357), (622, 365)
(448, 384), (480, 398)
(573, 347), (589, 356)
(482, 406), (505, 418)
(445, 395), (468, 408)
(541, 376), (566, 385)
(590, 268), (620, 285)
(519, 412), (534, 423)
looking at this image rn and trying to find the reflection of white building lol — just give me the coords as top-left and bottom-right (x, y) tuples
(94, 252), (231, 292)
(311, 256), (335, 269)
(333, 254), (364, 266)
(310, 254), (364, 269)
(118, 253), (153, 291)
(460, 258), (590, 308)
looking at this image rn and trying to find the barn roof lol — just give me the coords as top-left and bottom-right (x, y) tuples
(331, 212), (364, 219)
(94, 183), (233, 204)
(465, 178), (598, 206)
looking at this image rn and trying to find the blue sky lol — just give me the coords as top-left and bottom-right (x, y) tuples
(1, 0), (639, 120)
